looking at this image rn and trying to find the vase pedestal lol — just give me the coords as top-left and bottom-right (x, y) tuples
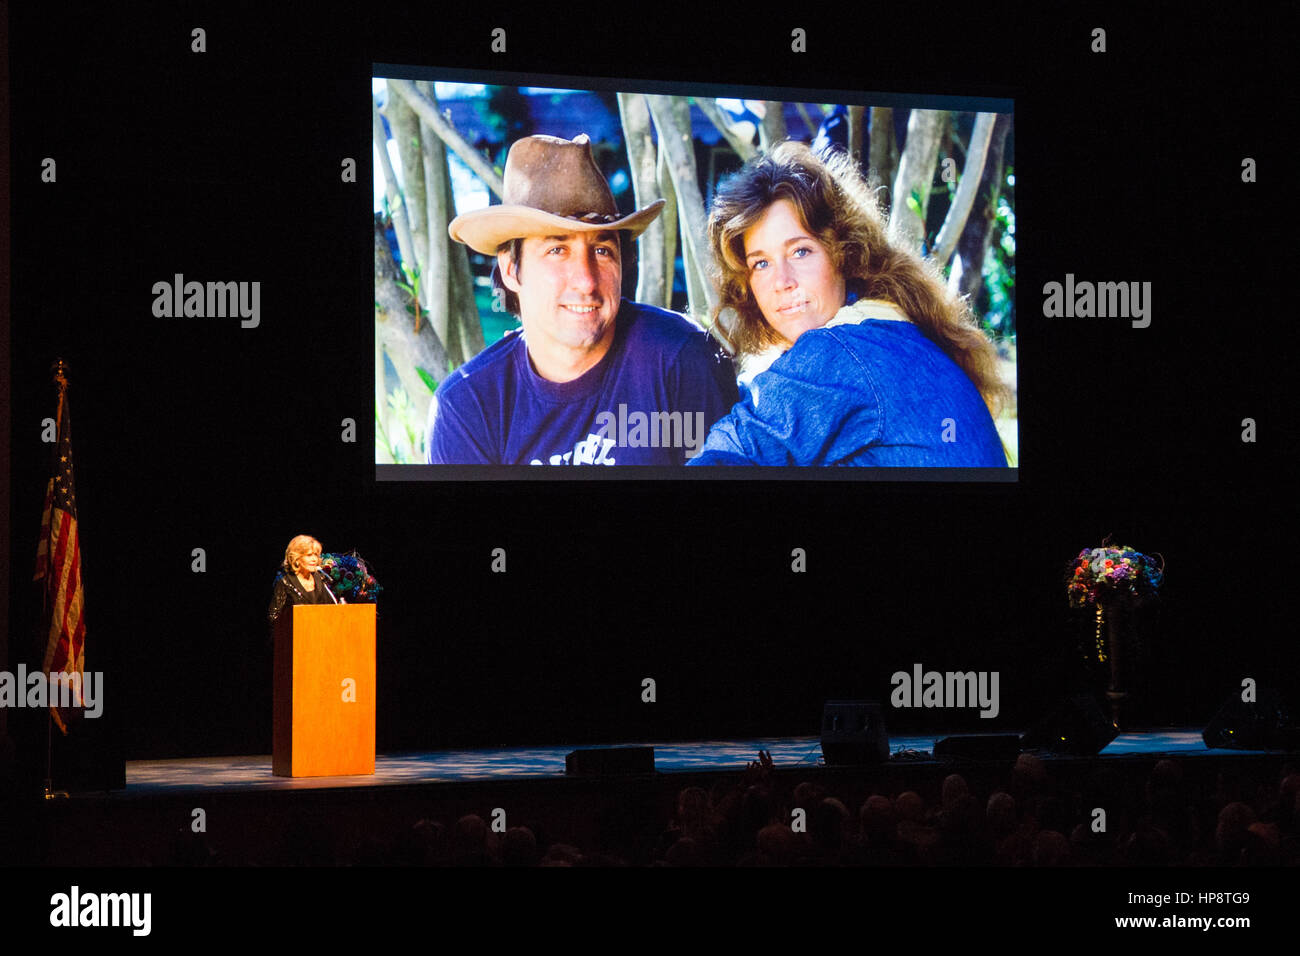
(1103, 603), (1140, 731)
(1105, 690), (1128, 730)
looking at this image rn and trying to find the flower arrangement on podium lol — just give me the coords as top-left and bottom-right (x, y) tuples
(320, 550), (382, 603)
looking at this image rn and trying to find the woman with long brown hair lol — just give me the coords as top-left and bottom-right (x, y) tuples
(688, 141), (1009, 467)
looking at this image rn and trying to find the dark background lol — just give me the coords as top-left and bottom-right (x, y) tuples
(5, 5), (1293, 787)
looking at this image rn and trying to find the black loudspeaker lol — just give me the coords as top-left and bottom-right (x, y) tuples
(820, 700), (889, 765)
(1202, 687), (1300, 751)
(565, 747), (655, 775)
(1021, 695), (1119, 755)
(934, 734), (1023, 761)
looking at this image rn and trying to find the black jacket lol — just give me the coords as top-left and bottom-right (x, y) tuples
(267, 570), (338, 624)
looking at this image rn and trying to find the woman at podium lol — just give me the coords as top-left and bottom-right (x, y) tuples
(268, 534), (339, 623)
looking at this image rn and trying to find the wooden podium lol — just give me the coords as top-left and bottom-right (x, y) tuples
(272, 603), (375, 777)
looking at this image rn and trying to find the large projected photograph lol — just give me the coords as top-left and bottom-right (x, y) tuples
(373, 67), (1016, 479)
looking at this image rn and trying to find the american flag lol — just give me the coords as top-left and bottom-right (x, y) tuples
(34, 371), (86, 734)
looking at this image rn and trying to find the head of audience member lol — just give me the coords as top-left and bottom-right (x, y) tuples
(1215, 802), (1256, 862)
(1146, 759), (1185, 803)
(942, 773), (970, 811)
(1033, 829), (1071, 866)
(738, 785), (774, 845)
(1123, 822), (1173, 865)
(665, 836), (703, 867)
(540, 843), (583, 867)
(411, 818), (447, 865)
(450, 813), (493, 866)
(794, 780), (828, 812)
(894, 790), (925, 824)
(1013, 753), (1048, 791)
(986, 791), (1017, 840)
(860, 794), (896, 847)
(810, 797), (851, 852)
(756, 822), (802, 865)
(1279, 773), (1300, 831)
(501, 826), (539, 867)
(938, 793), (982, 845)
(1241, 822), (1281, 865)
(676, 786), (714, 836)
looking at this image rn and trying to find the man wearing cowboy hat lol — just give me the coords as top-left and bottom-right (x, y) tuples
(426, 133), (737, 465)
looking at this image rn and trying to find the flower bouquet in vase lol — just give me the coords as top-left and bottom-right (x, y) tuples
(1066, 541), (1163, 729)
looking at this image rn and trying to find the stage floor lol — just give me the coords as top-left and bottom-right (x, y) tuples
(122, 728), (1233, 794)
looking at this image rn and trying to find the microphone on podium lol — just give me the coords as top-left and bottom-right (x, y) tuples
(318, 573), (342, 604)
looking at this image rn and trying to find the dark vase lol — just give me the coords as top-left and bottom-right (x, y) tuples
(1103, 600), (1132, 730)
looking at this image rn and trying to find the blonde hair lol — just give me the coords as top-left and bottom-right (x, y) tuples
(708, 141), (1009, 416)
(282, 535), (322, 575)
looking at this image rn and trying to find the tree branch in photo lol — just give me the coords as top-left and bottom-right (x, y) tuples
(955, 113), (1012, 303)
(695, 97), (756, 161)
(414, 80), (453, 352)
(868, 107), (898, 205)
(382, 92), (430, 331)
(618, 92), (670, 308)
(932, 112), (997, 269)
(387, 78), (505, 200)
(646, 94), (720, 328)
(376, 309), (391, 463)
(375, 218), (448, 405)
(888, 109), (947, 253)
(758, 100), (788, 152)
(846, 105), (865, 163)
(373, 100), (418, 293)
(446, 169), (486, 362)
(383, 93), (428, 271)
(655, 140), (679, 306)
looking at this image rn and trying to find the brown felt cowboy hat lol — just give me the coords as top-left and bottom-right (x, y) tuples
(448, 133), (666, 255)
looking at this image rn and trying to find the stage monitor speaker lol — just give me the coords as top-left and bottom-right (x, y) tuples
(1202, 687), (1300, 751)
(565, 747), (655, 775)
(934, 734), (1023, 761)
(1021, 695), (1118, 755)
(820, 699), (889, 765)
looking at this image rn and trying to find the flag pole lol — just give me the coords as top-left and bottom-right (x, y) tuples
(44, 712), (66, 800)
(42, 359), (71, 800)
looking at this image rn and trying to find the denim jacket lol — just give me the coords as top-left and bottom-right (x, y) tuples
(688, 299), (1007, 467)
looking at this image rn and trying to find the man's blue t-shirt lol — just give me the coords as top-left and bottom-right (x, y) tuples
(427, 300), (738, 465)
